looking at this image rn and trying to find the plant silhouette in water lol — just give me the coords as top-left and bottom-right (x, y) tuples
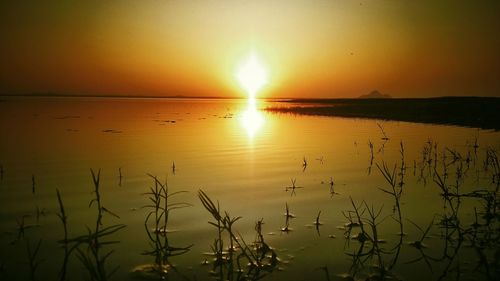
(281, 202), (295, 233)
(376, 141), (406, 237)
(340, 197), (401, 280)
(138, 174), (192, 279)
(56, 188), (71, 281)
(285, 178), (303, 196)
(25, 239), (43, 281)
(429, 147), (500, 280)
(198, 189), (278, 281)
(336, 142), (500, 280)
(65, 169), (126, 281)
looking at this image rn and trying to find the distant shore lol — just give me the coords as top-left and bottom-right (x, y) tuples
(265, 97), (500, 131)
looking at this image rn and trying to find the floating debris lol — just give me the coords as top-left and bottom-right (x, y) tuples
(280, 226), (293, 232)
(102, 129), (123, 133)
(152, 228), (177, 235)
(130, 263), (171, 279)
(344, 222), (360, 228)
(336, 272), (355, 280)
(153, 118), (176, 123)
(54, 115), (80, 119)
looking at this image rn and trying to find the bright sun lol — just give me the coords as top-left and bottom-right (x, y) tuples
(236, 53), (268, 98)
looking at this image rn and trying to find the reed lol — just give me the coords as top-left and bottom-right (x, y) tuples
(25, 239), (43, 281)
(281, 202), (295, 233)
(118, 168), (122, 187)
(55, 189), (71, 281)
(141, 174), (192, 278)
(198, 189), (278, 280)
(376, 161), (404, 236)
(367, 140), (374, 175)
(405, 219), (438, 273)
(31, 174), (35, 194)
(376, 123), (389, 141)
(67, 169), (126, 281)
(313, 211), (323, 236)
(285, 178), (303, 196)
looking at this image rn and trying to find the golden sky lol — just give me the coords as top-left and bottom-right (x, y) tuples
(1, 1), (499, 98)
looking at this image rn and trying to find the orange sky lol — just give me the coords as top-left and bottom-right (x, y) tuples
(1, 1), (499, 98)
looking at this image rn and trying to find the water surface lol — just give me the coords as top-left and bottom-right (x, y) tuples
(0, 97), (498, 281)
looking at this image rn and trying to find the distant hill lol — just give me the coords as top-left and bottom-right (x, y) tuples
(358, 90), (392, 99)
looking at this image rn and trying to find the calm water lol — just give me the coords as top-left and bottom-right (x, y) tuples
(0, 97), (498, 281)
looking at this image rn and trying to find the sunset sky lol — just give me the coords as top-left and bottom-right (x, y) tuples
(1, 1), (499, 98)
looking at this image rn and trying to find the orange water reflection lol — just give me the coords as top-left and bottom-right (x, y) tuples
(240, 97), (264, 139)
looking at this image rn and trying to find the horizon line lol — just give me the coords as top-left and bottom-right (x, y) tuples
(0, 93), (499, 100)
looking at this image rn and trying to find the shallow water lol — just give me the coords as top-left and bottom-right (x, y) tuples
(0, 97), (498, 281)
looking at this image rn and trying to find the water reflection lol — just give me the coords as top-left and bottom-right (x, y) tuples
(240, 97), (264, 139)
(1, 98), (499, 281)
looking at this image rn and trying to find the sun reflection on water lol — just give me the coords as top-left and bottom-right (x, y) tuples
(240, 97), (264, 139)
(236, 52), (268, 139)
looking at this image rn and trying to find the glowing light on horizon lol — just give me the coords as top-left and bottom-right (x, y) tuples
(236, 53), (268, 139)
(236, 53), (268, 99)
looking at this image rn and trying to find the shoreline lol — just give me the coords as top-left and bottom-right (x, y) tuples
(265, 97), (500, 131)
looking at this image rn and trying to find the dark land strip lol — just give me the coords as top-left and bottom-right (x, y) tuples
(265, 97), (500, 130)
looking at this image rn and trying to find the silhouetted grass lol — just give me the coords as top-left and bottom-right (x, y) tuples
(56, 189), (70, 281)
(66, 169), (126, 281)
(25, 239), (42, 281)
(265, 97), (500, 130)
(139, 175), (192, 278)
(198, 189), (278, 281)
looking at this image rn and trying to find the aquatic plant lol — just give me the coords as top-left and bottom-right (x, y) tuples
(118, 168), (122, 187)
(66, 169), (126, 281)
(55, 189), (70, 281)
(341, 198), (401, 280)
(285, 178), (303, 196)
(25, 239), (43, 281)
(139, 174), (192, 278)
(367, 140), (374, 175)
(198, 189), (278, 281)
(31, 174), (35, 194)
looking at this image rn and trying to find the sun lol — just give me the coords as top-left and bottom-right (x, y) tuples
(236, 53), (268, 98)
